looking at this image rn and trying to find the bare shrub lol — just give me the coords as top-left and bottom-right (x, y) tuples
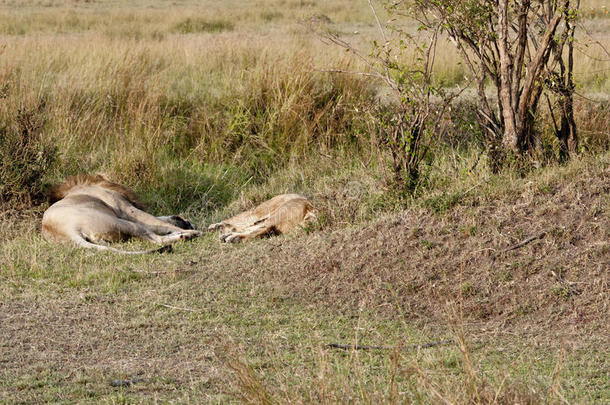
(392, 0), (582, 166)
(318, 1), (459, 193)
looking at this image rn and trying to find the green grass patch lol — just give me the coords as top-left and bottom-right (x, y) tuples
(172, 18), (234, 34)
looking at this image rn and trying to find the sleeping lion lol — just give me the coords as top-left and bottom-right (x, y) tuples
(42, 174), (201, 254)
(208, 193), (316, 243)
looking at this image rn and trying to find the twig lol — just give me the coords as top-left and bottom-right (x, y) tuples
(313, 68), (385, 80)
(328, 343), (391, 350)
(473, 247), (497, 255)
(327, 339), (453, 351)
(573, 90), (607, 104)
(269, 242), (283, 251)
(111, 378), (145, 387)
(128, 268), (195, 275)
(368, 0), (394, 88)
(467, 149), (485, 174)
(369, 0), (388, 45)
(156, 303), (199, 312)
(503, 231), (547, 252)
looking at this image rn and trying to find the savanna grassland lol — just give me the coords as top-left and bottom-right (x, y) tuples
(0, 0), (609, 403)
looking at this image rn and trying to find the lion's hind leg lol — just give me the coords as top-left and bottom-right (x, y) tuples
(121, 205), (202, 237)
(64, 219), (173, 254)
(222, 223), (278, 243)
(81, 217), (186, 245)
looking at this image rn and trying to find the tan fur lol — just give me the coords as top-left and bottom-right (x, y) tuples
(42, 174), (201, 254)
(208, 194), (316, 243)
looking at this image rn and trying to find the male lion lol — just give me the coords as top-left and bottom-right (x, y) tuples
(207, 194), (316, 243)
(42, 174), (202, 254)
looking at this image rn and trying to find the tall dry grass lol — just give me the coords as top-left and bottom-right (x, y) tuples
(0, 0), (607, 216)
(0, 30), (376, 210)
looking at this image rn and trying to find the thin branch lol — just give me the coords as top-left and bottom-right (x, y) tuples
(447, 34), (497, 128)
(504, 231), (547, 253)
(156, 303), (199, 312)
(368, 0), (396, 92)
(313, 68), (385, 80)
(545, 94), (559, 134)
(478, 109), (502, 134)
(574, 90), (607, 103)
(467, 149), (486, 174)
(575, 19), (610, 61)
(368, 0), (388, 45)
(322, 32), (399, 94)
(518, 12), (562, 122)
(128, 268), (195, 275)
(327, 339), (453, 351)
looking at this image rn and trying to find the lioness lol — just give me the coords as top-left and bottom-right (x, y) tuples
(208, 194), (316, 242)
(42, 174), (202, 254)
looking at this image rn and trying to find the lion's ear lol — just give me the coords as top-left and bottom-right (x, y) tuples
(304, 211), (317, 222)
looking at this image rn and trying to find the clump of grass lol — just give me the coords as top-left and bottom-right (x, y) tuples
(261, 11), (283, 22)
(136, 160), (251, 223)
(0, 103), (57, 209)
(423, 191), (465, 214)
(222, 350), (276, 404)
(576, 99), (610, 152)
(190, 55), (374, 178)
(172, 18), (234, 34)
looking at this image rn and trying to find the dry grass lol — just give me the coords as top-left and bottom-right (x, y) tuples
(0, 0), (608, 403)
(0, 0), (607, 191)
(1, 151), (608, 402)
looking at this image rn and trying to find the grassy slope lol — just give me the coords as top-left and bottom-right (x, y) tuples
(1, 151), (608, 403)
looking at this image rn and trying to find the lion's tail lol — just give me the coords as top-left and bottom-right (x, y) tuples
(73, 234), (172, 255)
